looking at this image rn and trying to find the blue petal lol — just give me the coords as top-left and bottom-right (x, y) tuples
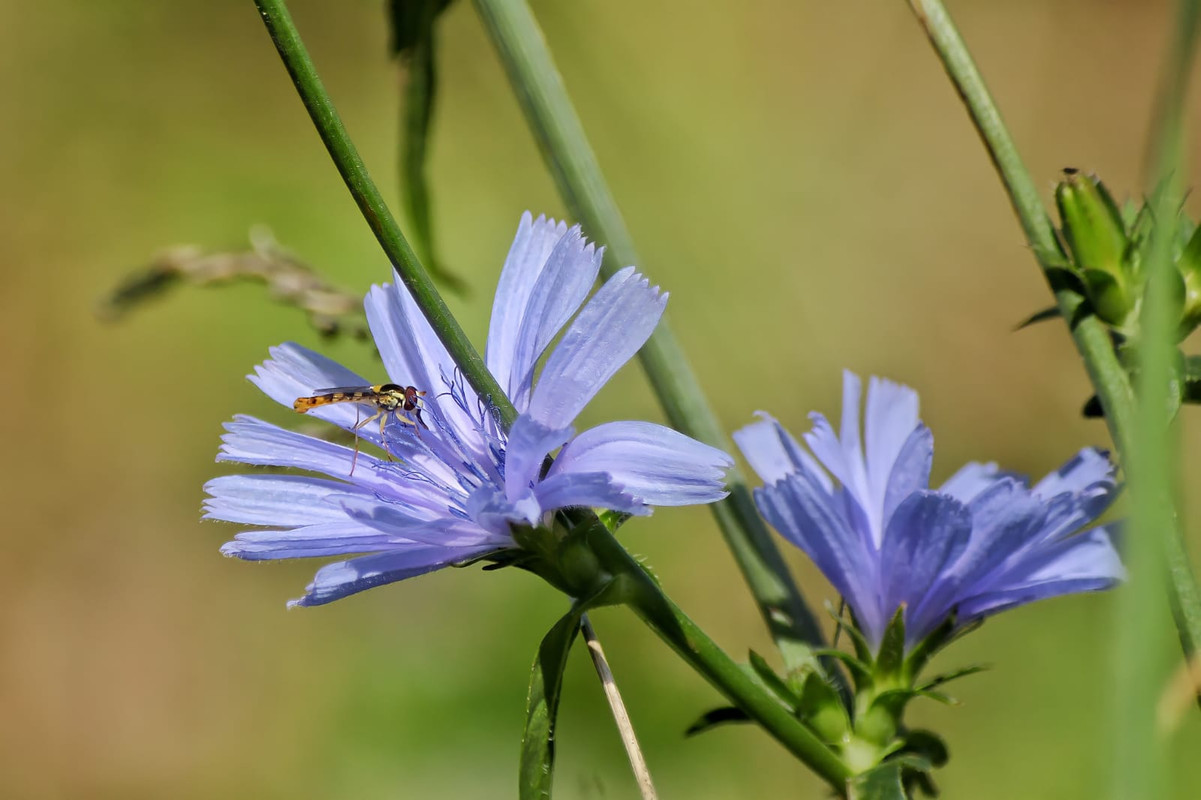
(837, 371), (871, 506)
(249, 343), (382, 445)
(1032, 447), (1115, 501)
(803, 412), (858, 502)
(957, 527), (1124, 621)
(550, 420), (732, 505)
(803, 413), (874, 550)
(466, 484), (542, 533)
(880, 424), (933, 531)
(203, 474), (367, 526)
(864, 375), (921, 515)
(754, 473), (883, 643)
(338, 494), (508, 548)
(534, 472), (648, 515)
(221, 521), (399, 560)
(1030, 449), (1119, 534)
(289, 545), (501, 607)
(217, 415), (396, 491)
(504, 226), (603, 411)
(905, 480), (1046, 639)
(364, 283), (485, 451)
(486, 212), (569, 402)
(938, 461), (1012, 503)
(733, 413), (830, 491)
(504, 415), (574, 503)
(526, 267), (667, 430)
(877, 491), (972, 645)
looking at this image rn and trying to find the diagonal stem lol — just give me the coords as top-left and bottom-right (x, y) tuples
(471, 0), (832, 679)
(904, 0), (1201, 669)
(252, 0), (517, 428)
(579, 614), (658, 800)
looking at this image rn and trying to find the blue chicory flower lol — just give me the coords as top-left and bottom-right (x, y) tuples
(206, 212), (733, 606)
(734, 371), (1124, 651)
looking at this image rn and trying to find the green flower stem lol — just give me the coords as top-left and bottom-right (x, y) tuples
(581, 524), (853, 794)
(1120, 3), (1201, 794)
(905, 0), (1201, 662)
(471, 0), (830, 677)
(252, 0), (517, 428)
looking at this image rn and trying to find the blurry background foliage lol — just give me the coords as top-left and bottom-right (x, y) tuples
(3, 0), (1201, 797)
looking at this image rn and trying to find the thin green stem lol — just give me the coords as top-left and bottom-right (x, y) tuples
(252, 0), (516, 427)
(905, 0), (1201, 662)
(471, 0), (831, 677)
(906, 0), (1134, 449)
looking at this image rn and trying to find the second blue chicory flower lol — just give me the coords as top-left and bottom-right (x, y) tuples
(735, 372), (1124, 652)
(206, 213), (733, 606)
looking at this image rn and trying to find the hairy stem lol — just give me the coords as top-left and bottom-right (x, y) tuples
(252, 0), (516, 426)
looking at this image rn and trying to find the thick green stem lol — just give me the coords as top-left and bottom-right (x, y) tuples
(905, 0), (1201, 665)
(471, 0), (830, 676)
(252, 0), (516, 427)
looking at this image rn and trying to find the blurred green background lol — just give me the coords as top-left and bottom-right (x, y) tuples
(3, 0), (1201, 797)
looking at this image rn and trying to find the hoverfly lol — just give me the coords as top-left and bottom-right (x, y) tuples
(293, 383), (427, 475)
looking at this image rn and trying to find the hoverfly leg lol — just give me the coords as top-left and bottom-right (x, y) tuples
(348, 406), (377, 477)
(377, 412), (398, 463)
(348, 405), (362, 476)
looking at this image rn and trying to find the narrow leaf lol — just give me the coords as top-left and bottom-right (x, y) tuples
(392, 0), (467, 293)
(683, 706), (752, 737)
(1014, 305), (1061, 330)
(875, 606), (907, 679)
(519, 586), (607, 800)
(748, 650), (801, 708)
(918, 663), (988, 692)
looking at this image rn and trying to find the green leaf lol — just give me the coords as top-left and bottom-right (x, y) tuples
(747, 650), (801, 708)
(519, 588), (607, 800)
(797, 671), (851, 744)
(1177, 225), (1201, 334)
(917, 663), (988, 692)
(847, 761), (907, 800)
(1014, 305), (1060, 330)
(826, 601), (874, 664)
(391, 0), (468, 294)
(683, 706), (752, 736)
(596, 509), (633, 534)
(874, 606), (907, 679)
(1182, 355), (1201, 404)
(387, 0), (454, 57)
(898, 729), (949, 769)
(813, 648), (873, 690)
(1080, 268), (1132, 327)
(903, 616), (979, 681)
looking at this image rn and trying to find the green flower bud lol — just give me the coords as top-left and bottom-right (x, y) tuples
(1055, 170), (1134, 326)
(1177, 223), (1201, 335)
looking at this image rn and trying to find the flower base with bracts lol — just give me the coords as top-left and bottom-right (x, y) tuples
(205, 213), (733, 606)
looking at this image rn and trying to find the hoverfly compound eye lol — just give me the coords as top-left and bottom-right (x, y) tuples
(379, 383), (402, 393)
